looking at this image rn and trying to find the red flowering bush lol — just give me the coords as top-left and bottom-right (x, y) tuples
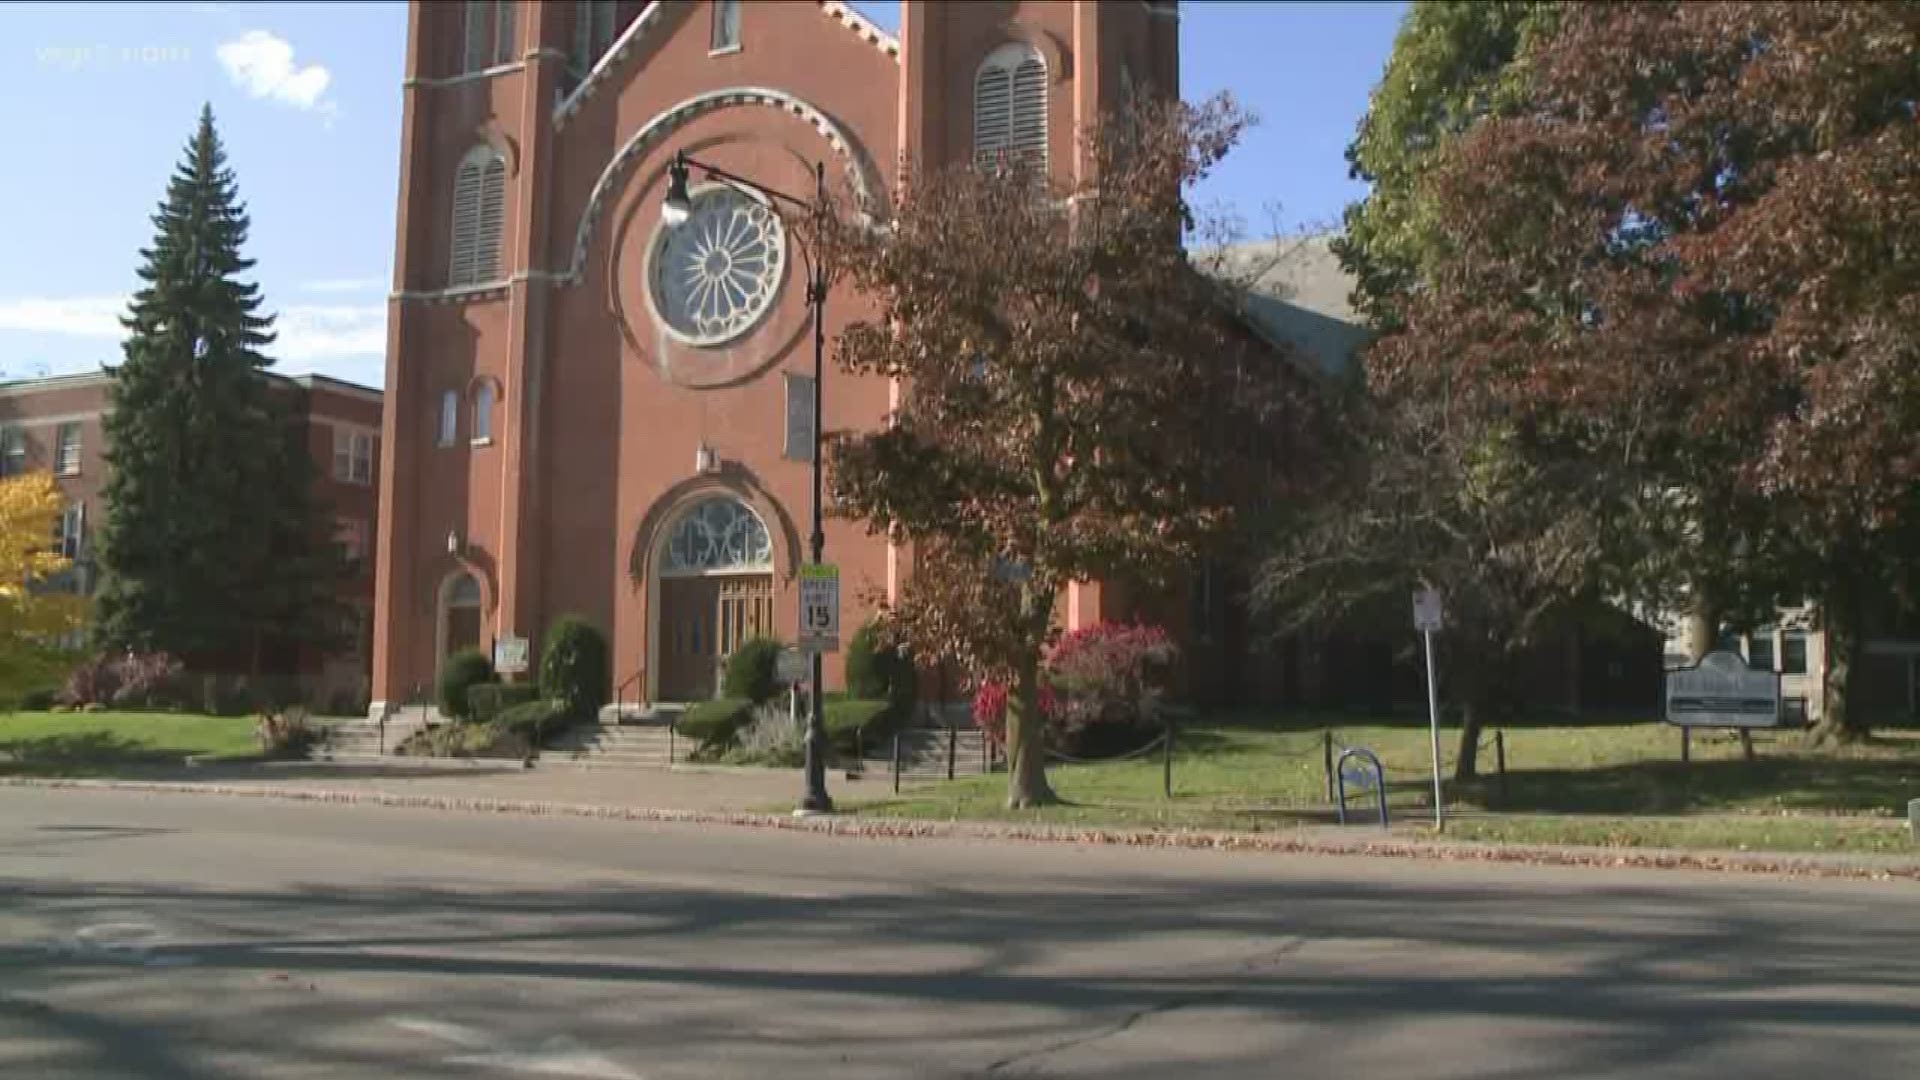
(970, 622), (1177, 754)
(59, 651), (187, 710)
(970, 679), (1061, 749)
(1047, 622), (1177, 750)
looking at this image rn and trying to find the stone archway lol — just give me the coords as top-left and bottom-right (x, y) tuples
(650, 496), (777, 701)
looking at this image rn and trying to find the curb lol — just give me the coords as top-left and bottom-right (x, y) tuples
(4, 776), (1916, 883)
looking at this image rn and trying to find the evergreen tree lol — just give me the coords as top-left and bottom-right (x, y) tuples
(94, 105), (347, 681)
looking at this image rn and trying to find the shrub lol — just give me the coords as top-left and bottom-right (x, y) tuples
(845, 622), (918, 706)
(724, 706), (805, 767)
(399, 719), (533, 759)
(467, 682), (539, 724)
(676, 697), (754, 751)
(495, 699), (570, 746)
(81, 702), (107, 714)
(824, 697), (898, 756)
(723, 637), (783, 704)
(60, 654), (118, 708)
(20, 688), (57, 711)
(1046, 622), (1177, 751)
(256, 707), (317, 759)
(108, 652), (186, 711)
(540, 615), (610, 719)
(437, 650), (494, 721)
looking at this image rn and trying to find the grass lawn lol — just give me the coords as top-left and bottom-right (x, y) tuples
(0, 711), (259, 776)
(843, 715), (1920, 855)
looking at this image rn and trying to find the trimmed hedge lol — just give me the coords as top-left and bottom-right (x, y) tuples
(540, 615), (609, 719)
(438, 650), (494, 721)
(468, 683), (540, 724)
(824, 696), (902, 756)
(723, 637), (784, 704)
(676, 697), (754, 750)
(495, 698), (570, 745)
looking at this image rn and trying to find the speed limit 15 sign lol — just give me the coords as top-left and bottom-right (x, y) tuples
(798, 563), (840, 654)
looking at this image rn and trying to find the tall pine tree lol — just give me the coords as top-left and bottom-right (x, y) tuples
(94, 105), (347, 687)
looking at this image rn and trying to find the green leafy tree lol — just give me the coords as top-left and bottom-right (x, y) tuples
(828, 95), (1329, 807)
(94, 105), (347, 678)
(1333, 0), (1560, 329)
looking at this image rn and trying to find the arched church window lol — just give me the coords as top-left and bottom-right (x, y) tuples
(449, 145), (507, 287)
(973, 42), (1048, 171)
(661, 498), (773, 575)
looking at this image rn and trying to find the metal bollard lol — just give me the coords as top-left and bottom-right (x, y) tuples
(1909, 798), (1918, 844)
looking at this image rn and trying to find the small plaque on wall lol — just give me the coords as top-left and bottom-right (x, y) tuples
(784, 372), (816, 462)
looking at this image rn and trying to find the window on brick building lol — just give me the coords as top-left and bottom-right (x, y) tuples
(334, 428), (376, 485)
(573, 0), (619, 72)
(449, 146), (507, 287)
(53, 502), (84, 561)
(471, 383), (495, 446)
(974, 42), (1047, 171)
(0, 427), (23, 477)
(334, 517), (369, 573)
(438, 390), (459, 448)
(464, 0), (515, 72)
(54, 422), (81, 476)
(711, 0), (741, 52)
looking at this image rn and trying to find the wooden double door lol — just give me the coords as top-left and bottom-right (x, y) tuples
(658, 574), (775, 701)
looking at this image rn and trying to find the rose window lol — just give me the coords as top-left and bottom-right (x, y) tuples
(648, 186), (786, 346)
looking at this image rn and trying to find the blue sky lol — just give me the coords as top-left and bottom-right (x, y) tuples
(0, 0), (1404, 390)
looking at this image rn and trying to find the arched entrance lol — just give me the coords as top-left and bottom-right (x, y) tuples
(440, 572), (483, 663)
(654, 497), (776, 700)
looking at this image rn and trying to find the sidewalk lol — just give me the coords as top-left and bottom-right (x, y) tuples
(4, 758), (1916, 882)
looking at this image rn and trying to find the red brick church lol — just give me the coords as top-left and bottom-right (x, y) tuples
(370, 1), (1351, 720)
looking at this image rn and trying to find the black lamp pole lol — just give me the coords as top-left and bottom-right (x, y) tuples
(664, 151), (833, 814)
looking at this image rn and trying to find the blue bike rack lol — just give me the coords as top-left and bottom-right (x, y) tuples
(1335, 747), (1389, 828)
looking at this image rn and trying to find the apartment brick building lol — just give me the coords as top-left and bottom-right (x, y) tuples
(373, 0), (1191, 714)
(0, 370), (384, 710)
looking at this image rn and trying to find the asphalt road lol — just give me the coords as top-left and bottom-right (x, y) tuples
(1, 788), (1915, 1080)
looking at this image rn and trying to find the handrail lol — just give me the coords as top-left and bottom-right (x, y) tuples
(614, 668), (645, 722)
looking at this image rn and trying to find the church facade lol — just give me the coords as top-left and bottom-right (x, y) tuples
(370, 1), (1182, 715)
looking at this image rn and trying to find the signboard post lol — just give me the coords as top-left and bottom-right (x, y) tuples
(1412, 587), (1445, 830)
(798, 564), (840, 654)
(493, 635), (530, 678)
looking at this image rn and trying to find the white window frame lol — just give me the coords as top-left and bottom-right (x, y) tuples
(465, 0), (515, 73)
(471, 383), (495, 447)
(973, 42), (1048, 172)
(0, 427), (24, 477)
(438, 390), (459, 448)
(53, 422), (81, 477)
(333, 426), (377, 486)
(710, 0), (741, 54)
(449, 145), (508, 287)
(54, 502), (84, 561)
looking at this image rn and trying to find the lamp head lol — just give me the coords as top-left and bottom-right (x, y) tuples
(662, 153), (693, 228)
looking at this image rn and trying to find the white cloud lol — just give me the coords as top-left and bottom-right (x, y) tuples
(215, 30), (336, 118)
(0, 295), (385, 365)
(299, 276), (388, 295)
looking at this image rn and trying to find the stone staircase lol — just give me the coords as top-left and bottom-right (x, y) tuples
(314, 713), (430, 760)
(543, 717), (680, 769)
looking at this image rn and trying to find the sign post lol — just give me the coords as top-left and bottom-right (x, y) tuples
(797, 564), (840, 654)
(1413, 587), (1445, 830)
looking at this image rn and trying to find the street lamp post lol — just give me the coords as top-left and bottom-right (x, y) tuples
(663, 150), (833, 814)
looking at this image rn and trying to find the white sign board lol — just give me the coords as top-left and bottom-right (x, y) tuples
(798, 563), (840, 654)
(775, 648), (808, 685)
(1413, 588), (1445, 632)
(493, 635), (530, 675)
(1665, 650), (1781, 728)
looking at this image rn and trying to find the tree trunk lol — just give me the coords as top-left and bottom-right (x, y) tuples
(1681, 592), (1715, 664)
(1451, 663), (1494, 784)
(1004, 654), (1057, 809)
(1812, 585), (1867, 746)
